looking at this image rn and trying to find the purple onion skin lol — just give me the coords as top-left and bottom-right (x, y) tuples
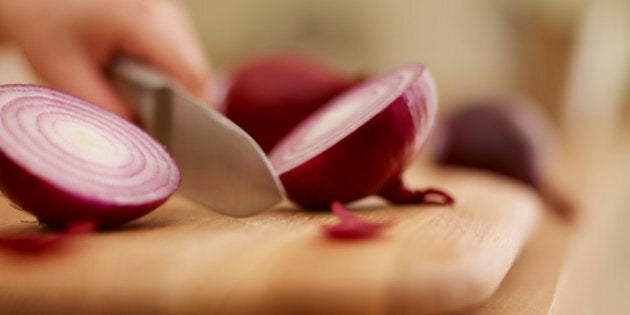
(278, 97), (418, 208)
(0, 153), (168, 228)
(433, 100), (576, 221)
(433, 101), (543, 188)
(225, 52), (359, 153)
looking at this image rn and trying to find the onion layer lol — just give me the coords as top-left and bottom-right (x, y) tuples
(0, 84), (180, 227)
(270, 65), (450, 208)
(321, 201), (391, 239)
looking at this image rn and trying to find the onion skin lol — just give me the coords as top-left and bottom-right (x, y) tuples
(322, 201), (392, 239)
(271, 65), (449, 209)
(433, 99), (548, 188)
(433, 99), (572, 220)
(0, 84), (180, 228)
(379, 177), (455, 205)
(0, 154), (171, 227)
(0, 221), (96, 254)
(225, 52), (360, 152)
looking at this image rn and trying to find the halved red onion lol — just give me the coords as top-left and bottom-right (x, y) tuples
(269, 64), (452, 208)
(0, 84), (180, 228)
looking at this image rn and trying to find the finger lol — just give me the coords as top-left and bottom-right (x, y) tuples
(117, 0), (211, 99)
(24, 41), (133, 120)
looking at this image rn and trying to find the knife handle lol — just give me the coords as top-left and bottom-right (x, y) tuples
(110, 58), (174, 146)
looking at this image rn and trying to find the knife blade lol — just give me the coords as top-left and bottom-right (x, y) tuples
(110, 58), (285, 217)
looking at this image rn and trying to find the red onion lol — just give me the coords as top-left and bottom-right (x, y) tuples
(225, 52), (360, 152)
(322, 201), (391, 239)
(269, 64), (453, 208)
(0, 220), (95, 253)
(433, 99), (550, 187)
(433, 99), (571, 219)
(0, 84), (180, 228)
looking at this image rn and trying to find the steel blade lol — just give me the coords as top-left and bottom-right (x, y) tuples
(111, 59), (284, 216)
(167, 92), (285, 216)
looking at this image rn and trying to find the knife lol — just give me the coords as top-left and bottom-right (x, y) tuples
(110, 58), (285, 217)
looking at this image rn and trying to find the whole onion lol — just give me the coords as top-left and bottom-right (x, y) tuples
(432, 98), (571, 220)
(433, 99), (550, 188)
(435, 99), (550, 186)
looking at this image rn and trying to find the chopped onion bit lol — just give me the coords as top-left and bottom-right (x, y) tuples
(322, 201), (392, 240)
(0, 220), (95, 254)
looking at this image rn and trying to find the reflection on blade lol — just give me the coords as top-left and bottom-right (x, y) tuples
(168, 93), (284, 216)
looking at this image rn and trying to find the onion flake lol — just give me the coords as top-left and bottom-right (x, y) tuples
(322, 201), (392, 239)
(0, 220), (95, 254)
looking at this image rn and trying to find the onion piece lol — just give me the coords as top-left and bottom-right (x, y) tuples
(0, 220), (95, 254)
(322, 201), (392, 239)
(0, 84), (180, 228)
(433, 99), (550, 187)
(269, 64), (453, 208)
(225, 52), (360, 152)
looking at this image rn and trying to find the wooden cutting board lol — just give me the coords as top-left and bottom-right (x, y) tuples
(0, 165), (540, 315)
(468, 208), (570, 314)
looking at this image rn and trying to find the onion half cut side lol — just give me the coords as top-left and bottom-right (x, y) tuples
(269, 64), (453, 208)
(0, 84), (180, 228)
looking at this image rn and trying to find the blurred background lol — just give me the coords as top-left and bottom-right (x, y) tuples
(184, 0), (627, 124)
(0, 0), (628, 313)
(183, 0), (630, 313)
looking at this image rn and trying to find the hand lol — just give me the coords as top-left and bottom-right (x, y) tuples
(0, 0), (210, 119)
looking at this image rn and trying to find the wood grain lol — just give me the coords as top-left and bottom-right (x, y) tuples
(0, 166), (540, 315)
(467, 209), (570, 315)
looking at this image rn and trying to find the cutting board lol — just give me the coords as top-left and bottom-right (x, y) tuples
(0, 164), (540, 315)
(469, 208), (570, 314)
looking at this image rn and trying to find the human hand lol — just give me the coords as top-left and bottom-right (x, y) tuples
(0, 0), (210, 119)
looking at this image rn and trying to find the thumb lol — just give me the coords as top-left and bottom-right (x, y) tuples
(25, 42), (132, 120)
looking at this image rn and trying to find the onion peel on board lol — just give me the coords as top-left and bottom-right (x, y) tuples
(322, 201), (392, 239)
(0, 220), (96, 254)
